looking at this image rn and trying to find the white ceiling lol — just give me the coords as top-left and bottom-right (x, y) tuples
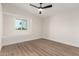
(2, 3), (79, 18)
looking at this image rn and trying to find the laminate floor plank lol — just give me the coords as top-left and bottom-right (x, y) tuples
(0, 39), (79, 56)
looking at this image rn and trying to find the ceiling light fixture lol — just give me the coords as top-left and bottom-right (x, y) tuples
(38, 8), (43, 14)
(30, 3), (52, 14)
(38, 8), (43, 11)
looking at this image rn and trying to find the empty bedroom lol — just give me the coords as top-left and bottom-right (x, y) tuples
(0, 3), (79, 56)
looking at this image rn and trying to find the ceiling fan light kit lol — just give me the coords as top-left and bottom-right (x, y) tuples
(30, 3), (52, 14)
(38, 8), (43, 14)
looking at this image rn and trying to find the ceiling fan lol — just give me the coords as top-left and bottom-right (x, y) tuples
(30, 3), (52, 14)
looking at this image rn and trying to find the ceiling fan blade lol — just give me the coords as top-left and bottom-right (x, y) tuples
(30, 4), (39, 8)
(42, 5), (52, 9)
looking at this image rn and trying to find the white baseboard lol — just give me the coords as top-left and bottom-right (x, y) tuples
(2, 34), (41, 46)
(44, 36), (79, 48)
(2, 35), (79, 48)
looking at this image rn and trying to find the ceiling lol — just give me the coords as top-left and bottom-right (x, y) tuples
(2, 3), (79, 18)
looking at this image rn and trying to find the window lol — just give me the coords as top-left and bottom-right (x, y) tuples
(16, 19), (27, 30)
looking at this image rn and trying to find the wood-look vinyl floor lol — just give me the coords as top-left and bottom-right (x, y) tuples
(0, 39), (79, 56)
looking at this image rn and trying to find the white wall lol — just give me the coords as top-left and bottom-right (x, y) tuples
(43, 9), (79, 47)
(3, 3), (79, 48)
(2, 4), (42, 46)
(0, 4), (3, 50)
